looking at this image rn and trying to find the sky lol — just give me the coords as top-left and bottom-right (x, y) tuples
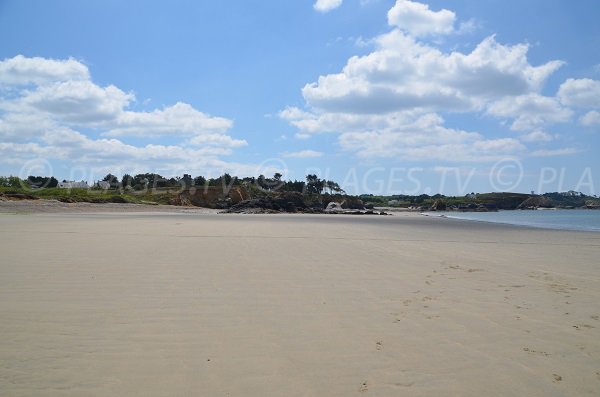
(0, 0), (599, 195)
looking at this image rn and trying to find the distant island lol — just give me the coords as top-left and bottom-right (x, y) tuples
(1, 173), (599, 214)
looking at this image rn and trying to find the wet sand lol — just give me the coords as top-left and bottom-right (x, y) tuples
(1, 211), (599, 396)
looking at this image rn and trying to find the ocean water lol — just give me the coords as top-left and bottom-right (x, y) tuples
(429, 209), (600, 232)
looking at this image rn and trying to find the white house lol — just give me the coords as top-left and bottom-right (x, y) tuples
(96, 181), (111, 189)
(58, 181), (89, 189)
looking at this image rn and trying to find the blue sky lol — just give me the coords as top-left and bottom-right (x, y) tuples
(0, 0), (598, 195)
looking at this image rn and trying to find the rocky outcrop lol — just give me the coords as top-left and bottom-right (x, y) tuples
(170, 186), (249, 208)
(223, 191), (312, 213)
(430, 199), (447, 211)
(322, 194), (365, 210)
(325, 202), (343, 212)
(517, 195), (555, 210)
(223, 191), (387, 215)
(0, 192), (37, 200)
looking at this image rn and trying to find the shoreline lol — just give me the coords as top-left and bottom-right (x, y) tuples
(2, 199), (599, 233)
(421, 209), (600, 233)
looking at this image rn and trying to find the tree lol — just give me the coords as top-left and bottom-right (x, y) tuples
(305, 174), (324, 194)
(0, 176), (25, 188)
(222, 173), (234, 187)
(181, 174), (193, 188)
(103, 174), (119, 186)
(121, 174), (134, 189)
(27, 176), (58, 188)
(324, 180), (344, 194)
(193, 175), (207, 186)
(282, 180), (305, 193)
(133, 173), (166, 189)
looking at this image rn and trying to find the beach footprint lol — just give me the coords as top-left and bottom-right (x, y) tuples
(359, 381), (368, 392)
(552, 374), (562, 383)
(523, 347), (550, 357)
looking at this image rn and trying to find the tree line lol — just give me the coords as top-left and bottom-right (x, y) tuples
(1, 173), (345, 195)
(103, 172), (345, 195)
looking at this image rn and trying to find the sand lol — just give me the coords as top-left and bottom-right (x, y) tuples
(1, 210), (599, 396)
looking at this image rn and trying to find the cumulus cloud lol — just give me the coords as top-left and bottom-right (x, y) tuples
(335, 114), (525, 161)
(314, 0), (343, 13)
(107, 102), (233, 137)
(187, 133), (247, 148)
(279, 0), (600, 164)
(0, 55), (248, 175)
(387, 0), (455, 37)
(18, 80), (134, 124)
(530, 148), (580, 157)
(281, 150), (324, 158)
(520, 130), (554, 143)
(0, 55), (89, 86)
(281, 1), (572, 162)
(558, 78), (600, 108)
(301, 32), (563, 115)
(580, 110), (600, 126)
(486, 94), (572, 131)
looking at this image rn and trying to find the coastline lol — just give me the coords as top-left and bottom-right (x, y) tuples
(422, 209), (600, 233)
(1, 209), (599, 396)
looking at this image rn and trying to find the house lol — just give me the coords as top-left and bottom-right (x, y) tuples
(96, 181), (111, 189)
(58, 181), (89, 189)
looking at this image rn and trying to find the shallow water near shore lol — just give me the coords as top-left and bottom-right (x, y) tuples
(430, 209), (600, 232)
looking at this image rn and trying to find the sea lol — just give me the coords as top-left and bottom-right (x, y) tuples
(428, 209), (600, 232)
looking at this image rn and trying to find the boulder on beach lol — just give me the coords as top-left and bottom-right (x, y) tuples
(325, 202), (343, 212)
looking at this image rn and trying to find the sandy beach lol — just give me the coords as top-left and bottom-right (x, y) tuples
(1, 209), (599, 396)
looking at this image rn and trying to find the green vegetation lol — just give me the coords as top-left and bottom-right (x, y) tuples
(0, 173), (345, 206)
(360, 191), (599, 210)
(1, 174), (598, 210)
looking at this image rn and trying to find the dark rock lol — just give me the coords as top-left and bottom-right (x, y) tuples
(517, 196), (555, 210)
(431, 199), (447, 211)
(0, 192), (38, 200)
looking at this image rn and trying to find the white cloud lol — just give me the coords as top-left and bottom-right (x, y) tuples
(281, 150), (324, 158)
(187, 133), (247, 148)
(0, 112), (58, 141)
(19, 80), (134, 124)
(335, 114), (525, 161)
(0, 127), (257, 177)
(486, 94), (572, 131)
(339, 133), (525, 162)
(281, 106), (527, 161)
(387, 0), (455, 37)
(0, 55), (249, 176)
(520, 130), (554, 143)
(580, 110), (600, 126)
(314, 0), (343, 13)
(558, 78), (600, 108)
(107, 102), (233, 137)
(301, 32), (563, 115)
(0, 55), (89, 86)
(530, 148), (579, 157)
(281, 0), (571, 162)
(280, 0), (580, 162)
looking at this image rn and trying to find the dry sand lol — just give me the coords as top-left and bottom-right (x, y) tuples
(0, 210), (599, 396)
